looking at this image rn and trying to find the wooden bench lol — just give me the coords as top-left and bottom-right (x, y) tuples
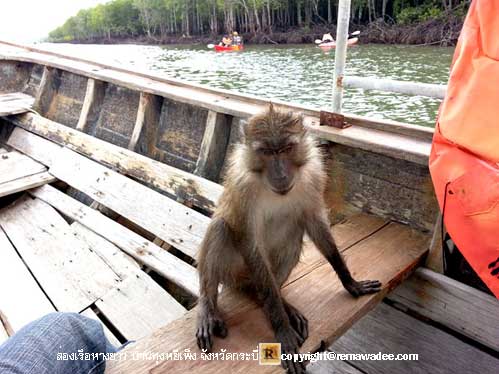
(309, 268), (499, 373)
(0, 112), (430, 372)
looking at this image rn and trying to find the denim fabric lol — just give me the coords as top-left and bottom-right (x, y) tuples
(0, 312), (118, 374)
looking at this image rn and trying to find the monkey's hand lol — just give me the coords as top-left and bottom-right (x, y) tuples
(196, 312), (228, 352)
(345, 279), (382, 297)
(276, 327), (307, 374)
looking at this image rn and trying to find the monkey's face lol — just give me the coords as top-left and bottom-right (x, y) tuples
(244, 105), (308, 195)
(252, 139), (301, 195)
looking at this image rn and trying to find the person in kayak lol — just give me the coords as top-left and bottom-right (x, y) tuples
(232, 31), (242, 46)
(219, 35), (232, 47)
(320, 33), (334, 44)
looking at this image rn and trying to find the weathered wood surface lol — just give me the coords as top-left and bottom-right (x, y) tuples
(1, 44), (433, 164)
(0, 228), (55, 332)
(33, 66), (59, 115)
(328, 303), (499, 374)
(308, 358), (363, 374)
(0, 92), (34, 116)
(194, 110), (232, 182)
(9, 116), (222, 212)
(107, 220), (428, 374)
(388, 268), (499, 352)
(0, 171), (56, 198)
(128, 92), (161, 151)
(308, 120), (431, 165)
(76, 78), (106, 131)
(80, 308), (122, 348)
(0, 197), (122, 312)
(30, 184), (199, 296)
(50, 147), (209, 258)
(0, 151), (46, 184)
(73, 223), (187, 341)
(6, 125), (210, 258)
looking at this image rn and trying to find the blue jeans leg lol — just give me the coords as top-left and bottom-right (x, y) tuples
(0, 312), (117, 374)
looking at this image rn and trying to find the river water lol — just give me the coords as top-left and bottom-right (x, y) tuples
(40, 43), (454, 127)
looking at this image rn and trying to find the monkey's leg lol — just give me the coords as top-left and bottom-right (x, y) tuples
(306, 214), (382, 297)
(240, 246), (307, 374)
(238, 283), (309, 344)
(196, 219), (230, 352)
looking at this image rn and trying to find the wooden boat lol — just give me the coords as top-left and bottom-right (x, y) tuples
(0, 40), (497, 373)
(214, 44), (244, 52)
(318, 37), (358, 50)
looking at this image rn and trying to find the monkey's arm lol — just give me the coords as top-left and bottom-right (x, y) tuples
(305, 212), (382, 297)
(196, 218), (230, 351)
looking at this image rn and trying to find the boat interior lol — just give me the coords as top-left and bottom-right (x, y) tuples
(0, 42), (498, 373)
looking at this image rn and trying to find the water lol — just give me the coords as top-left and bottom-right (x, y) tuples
(40, 43), (454, 127)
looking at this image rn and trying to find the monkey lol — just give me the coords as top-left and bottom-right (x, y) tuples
(195, 104), (381, 374)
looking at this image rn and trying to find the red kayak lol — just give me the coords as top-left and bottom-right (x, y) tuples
(318, 37), (358, 50)
(214, 45), (244, 52)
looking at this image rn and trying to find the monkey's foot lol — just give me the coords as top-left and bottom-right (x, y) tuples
(276, 327), (307, 374)
(284, 302), (308, 345)
(346, 279), (382, 297)
(196, 314), (228, 352)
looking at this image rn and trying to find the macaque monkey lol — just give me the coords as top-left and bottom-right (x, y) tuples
(196, 105), (381, 373)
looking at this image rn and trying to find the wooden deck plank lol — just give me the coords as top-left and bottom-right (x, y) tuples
(30, 185), (199, 296)
(0, 197), (121, 312)
(0, 151), (46, 184)
(49, 147), (209, 259)
(0, 92), (34, 116)
(9, 116), (223, 212)
(0, 171), (56, 198)
(7, 127), (211, 259)
(80, 308), (122, 348)
(328, 303), (499, 374)
(73, 223), (187, 340)
(107, 221), (428, 374)
(0, 228), (55, 332)
(308, 359), (363, 374)
(96, 274), (187, 341)
(387, 268), (499, 353)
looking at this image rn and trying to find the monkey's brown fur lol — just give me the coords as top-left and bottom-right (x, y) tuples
(196, 105), (381, 374)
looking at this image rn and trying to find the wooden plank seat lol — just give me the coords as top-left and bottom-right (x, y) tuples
(0, 92), (34, 116)
(0, 149), (56, 198)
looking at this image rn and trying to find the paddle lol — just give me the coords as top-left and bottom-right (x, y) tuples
(314, 30), (360, 44)
(207, 44), (215, 49)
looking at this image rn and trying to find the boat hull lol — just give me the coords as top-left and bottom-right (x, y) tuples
(318, 37), (359, 50)
(214, 45), (244, 52)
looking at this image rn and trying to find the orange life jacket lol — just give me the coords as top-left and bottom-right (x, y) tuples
(430, 0), (499, 297)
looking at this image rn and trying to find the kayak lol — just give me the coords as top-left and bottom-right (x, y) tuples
(214, 45), (244, 52)
(318, 38), (358, 50)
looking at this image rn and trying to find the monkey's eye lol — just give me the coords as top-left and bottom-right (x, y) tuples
(260, 149), (274, 156)
(278, 145), (294, 154)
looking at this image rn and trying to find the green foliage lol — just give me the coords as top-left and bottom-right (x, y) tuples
(47, 0), (468, 42)
(396, 5), (443, 25)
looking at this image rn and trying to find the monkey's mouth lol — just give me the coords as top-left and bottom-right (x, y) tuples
(271, 184), (294, 195)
